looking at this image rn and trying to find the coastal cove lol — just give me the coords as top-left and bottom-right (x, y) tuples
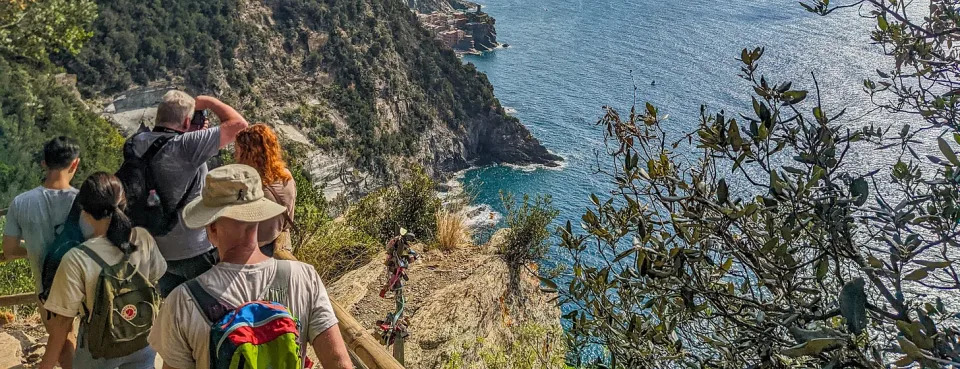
(460, 0), (901, 265)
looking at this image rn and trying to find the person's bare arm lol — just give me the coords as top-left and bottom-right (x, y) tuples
(312, 324), (353, 369)
(38, 314), (74, 369)
(194, 96), (248, 149)
(1, 235), (26, 262)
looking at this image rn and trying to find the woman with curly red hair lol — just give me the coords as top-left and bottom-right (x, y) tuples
(235, 124), (297, 259)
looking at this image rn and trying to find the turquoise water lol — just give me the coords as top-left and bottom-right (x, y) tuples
(462, 1), (891, 263)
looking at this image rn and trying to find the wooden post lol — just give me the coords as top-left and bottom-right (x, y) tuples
(331, 300), (404, 369)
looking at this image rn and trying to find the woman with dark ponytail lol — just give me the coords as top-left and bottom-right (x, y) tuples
(40, 172), (166, 369)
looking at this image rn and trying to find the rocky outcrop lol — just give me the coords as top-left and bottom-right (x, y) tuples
(86, 0), (556, 199)
(328, 229), (563, 369)
(463, 16), (498, 51)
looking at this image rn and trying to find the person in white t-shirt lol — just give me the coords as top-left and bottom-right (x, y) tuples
(40, 172), (167, 369)
(148, 164), (352, 369)
(3, 136), (82, 369)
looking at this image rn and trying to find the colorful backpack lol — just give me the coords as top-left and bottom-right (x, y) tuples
(185, 260), (306, 369)
(78, 245), (160, 359)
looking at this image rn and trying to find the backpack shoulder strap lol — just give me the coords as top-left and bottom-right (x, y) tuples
(173, 172), (200, 212)
(185, 280), (231, 324)
(271, 260), (292, 290)
(264, 184), (295, 232)
(261, 260), (292, 303)
(141, 135), (174, 162)
(78, 244), (110, 270)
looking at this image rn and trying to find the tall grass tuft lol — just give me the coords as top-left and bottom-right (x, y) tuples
(435, 209), (471, 251)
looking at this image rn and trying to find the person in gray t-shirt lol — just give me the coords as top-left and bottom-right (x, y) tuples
(2, 136), (82, 369)
(125, 90), (248, 297)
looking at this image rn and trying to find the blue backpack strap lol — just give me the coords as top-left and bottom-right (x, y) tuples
(185, 280), (231, 324)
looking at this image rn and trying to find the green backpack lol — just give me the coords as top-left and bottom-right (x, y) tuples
(78, 245), (160, 359)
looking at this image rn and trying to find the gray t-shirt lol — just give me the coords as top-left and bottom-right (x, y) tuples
(148, 259), (339, 369)
(3, 186), (78, 290)
(128, 127), (221, 261)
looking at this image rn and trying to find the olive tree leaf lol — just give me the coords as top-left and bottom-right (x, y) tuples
(938, 137), (960, 167)
(717, 179), (729, 204)
(850, 178), (868, 206)
(904, 268), (929, 281)
(815, 257), (829, 280)
(916, 260), (951, 269)
(538, 276), (558, 293)
(780, 338), (844, 357)
(839, 278), (867, 334)
(898, 336), (925, 359)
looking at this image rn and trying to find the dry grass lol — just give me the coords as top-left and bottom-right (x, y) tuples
(293, 220), (380, 283)
(435, 209), (472, 251)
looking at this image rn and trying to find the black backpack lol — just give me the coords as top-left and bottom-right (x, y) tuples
(38, 198), (83, 301)
(115, 133), (198, 237)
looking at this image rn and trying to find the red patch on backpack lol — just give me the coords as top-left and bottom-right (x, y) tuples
(121, 305), (137, 321)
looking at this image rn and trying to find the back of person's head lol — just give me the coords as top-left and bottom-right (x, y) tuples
(78, 172), (137, 254)
(235, 124), (291, 185)
(43, 136), (80, 170)
(156, 90), (195, 129)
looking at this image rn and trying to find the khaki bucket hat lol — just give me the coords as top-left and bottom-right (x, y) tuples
(182, 164), (286, 229)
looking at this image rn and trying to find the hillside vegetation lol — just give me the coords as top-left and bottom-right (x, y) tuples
(55, 0), (558, 178)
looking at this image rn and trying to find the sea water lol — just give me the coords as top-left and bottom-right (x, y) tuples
(462, 0), (898, 264)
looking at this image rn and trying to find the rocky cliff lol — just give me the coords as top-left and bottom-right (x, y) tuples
(60, 0), (559, 193)
(328, 229), (565, 369)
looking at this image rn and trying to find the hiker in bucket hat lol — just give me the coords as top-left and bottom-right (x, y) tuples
(149, 164), (353, 369)
(180, 164), (287, 229)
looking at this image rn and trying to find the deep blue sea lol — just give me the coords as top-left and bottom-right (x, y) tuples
(462, 0), (895, 264)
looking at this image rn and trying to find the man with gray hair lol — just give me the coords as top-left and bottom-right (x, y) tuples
(124, 90), (248, 296)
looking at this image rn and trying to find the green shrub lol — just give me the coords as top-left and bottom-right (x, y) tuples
(293, 220), (379, 282)
(0, 259), (33, 297)
(346, 168), (441, 243)
(499, 192), (558, 301)
(0, 216), (37, 316)
(442, 323), (568, 369)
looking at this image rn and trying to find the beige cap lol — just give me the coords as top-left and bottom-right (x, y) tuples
(182, 164), (287, 229)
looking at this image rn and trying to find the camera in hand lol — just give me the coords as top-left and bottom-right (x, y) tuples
(190, 110), (207, 130)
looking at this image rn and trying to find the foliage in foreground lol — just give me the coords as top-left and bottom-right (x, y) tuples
(346, 168), (442, 243)
(293, 220), (378, 283)
(441, 323), (569, 369)
(0, 0), (96, 62)
(500, 193), (558, 302)
(0, 216), (33, 300)
(435, 209), (472, 251)
(555, 2), (960, 364)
